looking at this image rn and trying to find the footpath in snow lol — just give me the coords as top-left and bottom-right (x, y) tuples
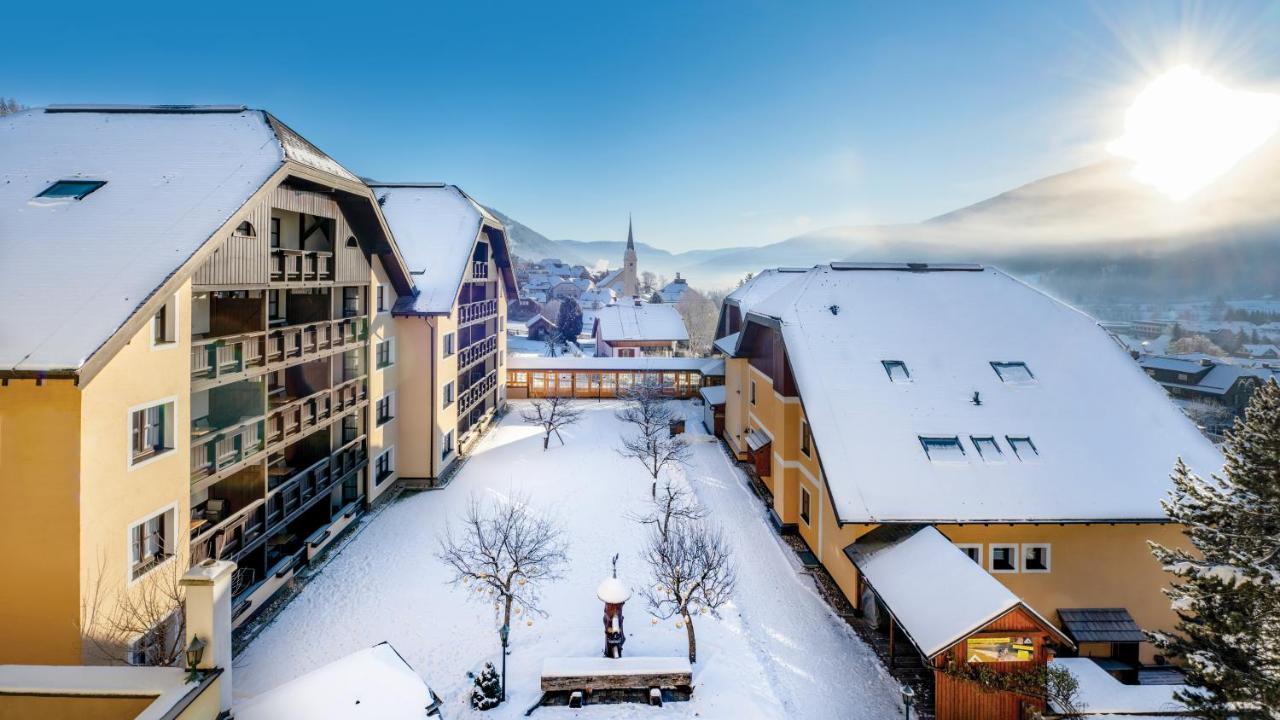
(234, 400), (901, 718)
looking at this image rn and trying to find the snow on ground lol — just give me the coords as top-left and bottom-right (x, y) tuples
(235, 401), (901, 718)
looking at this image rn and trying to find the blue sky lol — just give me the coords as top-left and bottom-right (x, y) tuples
(6, 0), (1280, 251)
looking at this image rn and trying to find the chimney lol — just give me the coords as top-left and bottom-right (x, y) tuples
(181, 559), (236, 713)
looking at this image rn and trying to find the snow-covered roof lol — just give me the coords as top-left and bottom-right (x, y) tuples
(746, 264), (1222, 523)
(372, 183), (504, 315)
(659, 276), (691, 303)
(236, 643), (441, 720)
(699, 384), (727, 405)
(0, 664), (198, 720)
(713, 332), (741, 356)
(1049, 658), (1188, 716)
(0, 106), (289, 373)
(597, 267), (624, 289)
(725, 267), (812, 316)
(700, 358), (725, 376)
(509, 356), (711, 372)
(1138, 355), (1214, 374)
(593, 303), (689, 343)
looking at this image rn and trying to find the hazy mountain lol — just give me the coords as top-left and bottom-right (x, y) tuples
(496, 136), (1280, 304)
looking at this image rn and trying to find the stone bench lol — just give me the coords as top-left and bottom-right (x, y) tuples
(539, 656), (692, 697)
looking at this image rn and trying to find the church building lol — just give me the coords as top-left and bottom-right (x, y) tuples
(598, 216), (639, 297)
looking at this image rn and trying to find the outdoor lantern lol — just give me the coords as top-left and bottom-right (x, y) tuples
(185, 635), (207, 681)
(901, 684), (916, 718)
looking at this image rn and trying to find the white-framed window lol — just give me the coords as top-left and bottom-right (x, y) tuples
(991, 361), (1035, 384)
(130, 399), (176, 467)
(956, 543), (982, 565)
(920, 436), (965, 462)
(376, 338), (395, 369)
(129, 611), (178, 665)
(1007, 436), (1039, 461)
(443, 381), (455, 408)
(800, 420), (812, 457)
(800, 486), (812, 526)
(1022, 543), (1051, 573)
(989, 543), (1018, 573)
(970, 436), (1004, 461)
(374, 446), (395, 486)
(376, 393), (395, 426)
(443, 332), (455, 357)
(441, 429), (455, 460)
(129, 505), (175, 581)
(151, 293), (177, 348)
(881, 360), (911, 382)
(377, 285), (386, 313)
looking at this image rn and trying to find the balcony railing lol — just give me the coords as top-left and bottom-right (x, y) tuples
(191, 499), (266, 564)
(191, 332), (267, 382)
(191, 416), (266, 483)
(458, 299), (498, 325)
(270, 248), (334, 283)
(264, 317), (367, 366)
(457, 335), (498, 369)
(458, 369), (498, 412)
(472, 261), (489, 279)
(265, 456), (332, 527)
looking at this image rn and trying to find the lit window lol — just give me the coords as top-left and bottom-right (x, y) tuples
(882, 360), (911, 382)
(1007, 436), (1038, 460)
(991, 361), (1034, 383)
(37, 179), (105, 200)
(800, 486), (811, 525)
(1023, 544), (1051, 573)
(989, 544), (1018, 573)
(130, 401), (175, 465)
(129, 507), (174, 580)
(970, 436), (1003, 461)
(920, 436), (965, 462)
(956, 544), (982, 564)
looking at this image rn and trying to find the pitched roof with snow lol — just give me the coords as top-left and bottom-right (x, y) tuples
(236, 643), (440, 720)
(845, 526), (1068, 658)
(745, 264), (1222, 523)
(593, 303), (689, 343)
(1049, 658), (1189, 716)
(0, 106), (293, 373)
(724, 267), (812, 316)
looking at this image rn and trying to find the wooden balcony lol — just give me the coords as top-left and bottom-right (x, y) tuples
(270, 248), (334, 284)
(457, 335), (498, 370)
(472, 261), (489, 280)
(190, 499), (267, 564)
(190, 416), (266, 484)
(458, 299), (498, 325)
(191, 332), (267, 383)
(263, 317), (368, 366)
(458, 369), (498, 413)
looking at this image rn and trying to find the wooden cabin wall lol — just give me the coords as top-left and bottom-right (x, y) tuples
(932, 607), (1053, 720)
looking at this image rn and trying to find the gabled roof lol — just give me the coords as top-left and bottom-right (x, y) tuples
(743, 264), (1222, 523)
(0, 106), (376, 375)
(371, 183), (517, 315)
(845, 526), (1070, 658)
(593, 303), (689, 343)
(724, 267), (812, 314)
(236, 642), (441, 720)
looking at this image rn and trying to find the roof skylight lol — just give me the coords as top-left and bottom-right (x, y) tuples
(37, 179), (106, 200)
(991, 361), (1035, 383)
(1007, 436), (1039, 460)
(882, 360), (911, 382)
(920, 436), (965, 462)
(970, 436), (1004, 461)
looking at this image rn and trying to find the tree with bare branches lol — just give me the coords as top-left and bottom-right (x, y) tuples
(675, 288), (719, 357)
(631, 479), (705, 543)
(80, 556), (187, 666)
(521, 397), (584, 450)
(640, 519), (736, 663)
(437, 493), (568, 702)
(616, 382), (690, 497)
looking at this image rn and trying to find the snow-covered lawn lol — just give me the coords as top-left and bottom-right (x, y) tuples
(235, 401), (901, 717)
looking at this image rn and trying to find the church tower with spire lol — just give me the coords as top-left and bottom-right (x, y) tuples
(622, 215), (639, 297)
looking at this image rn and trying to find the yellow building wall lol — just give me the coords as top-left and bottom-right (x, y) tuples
(0, 379), (83, 664)
(367, 259), (400, 503)
(78, 279), (193, 663)
(434, 309), (459, 476)
(394, 316), (435, 480)
(0, 694), (153, 720)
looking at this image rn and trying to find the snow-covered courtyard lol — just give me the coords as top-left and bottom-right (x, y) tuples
(235, 401), (901, 718)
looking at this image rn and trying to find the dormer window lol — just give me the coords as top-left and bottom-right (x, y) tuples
(37, 179), (106, 200)
(1007, 436), (1038, 460)
(970, 436), (1003, 461)
(991, 361), (1034, 383)
(920, 436), (965, 461)
(882, 360), (911, 382)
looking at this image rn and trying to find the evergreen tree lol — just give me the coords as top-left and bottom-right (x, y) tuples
(470, 661), (503, 710)
(554, 298), (583, 345)
(1149, 379), (1280, 719)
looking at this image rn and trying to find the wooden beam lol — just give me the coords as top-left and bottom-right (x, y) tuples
(888, 615), (896, 670)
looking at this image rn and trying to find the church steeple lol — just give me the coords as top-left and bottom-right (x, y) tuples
(626, 214), (635, 250)
(622, 214), (638, 297)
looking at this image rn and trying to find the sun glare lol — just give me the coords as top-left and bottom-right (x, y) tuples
(1109, 66), (1280, 200)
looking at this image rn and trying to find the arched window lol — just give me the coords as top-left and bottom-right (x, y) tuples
(235, 221), (256, 237)
(346, 236), (358, 248)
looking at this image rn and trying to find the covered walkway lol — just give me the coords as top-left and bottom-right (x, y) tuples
(507, 356), (722, 400)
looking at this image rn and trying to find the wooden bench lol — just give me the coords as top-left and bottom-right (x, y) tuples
(538, 656), (692, 708)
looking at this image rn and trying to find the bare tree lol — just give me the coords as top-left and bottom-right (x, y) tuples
(0, 98), (25, 117)
(521, 397), (584, 450)
(80, 556), (186, 666)
(616, 383), (690, 497)
(631, 479), (706, 543)
(675, 288), (719, 357)
(640, 519), (736, 663)
(437, 494), (568, 701)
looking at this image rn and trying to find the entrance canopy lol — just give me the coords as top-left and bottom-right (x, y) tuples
(845, 525), (1070, 659)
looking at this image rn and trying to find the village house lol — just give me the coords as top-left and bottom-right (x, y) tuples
(592, 300), (690, 357)
(1138, 353), (1278, 413)
(712, 263), (1221, 718)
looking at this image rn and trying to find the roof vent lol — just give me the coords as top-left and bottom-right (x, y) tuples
(828, 304), (840, 316)
(1199, 358), (1213, 366)
(377, 194), (387, 207)
(971, 391), (982, 406)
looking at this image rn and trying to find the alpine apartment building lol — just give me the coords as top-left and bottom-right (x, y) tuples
(0, 106), (512, 665)
(712, 264), (1222, 717)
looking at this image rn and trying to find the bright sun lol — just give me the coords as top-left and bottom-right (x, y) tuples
(1109, 66), (1280, 200)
